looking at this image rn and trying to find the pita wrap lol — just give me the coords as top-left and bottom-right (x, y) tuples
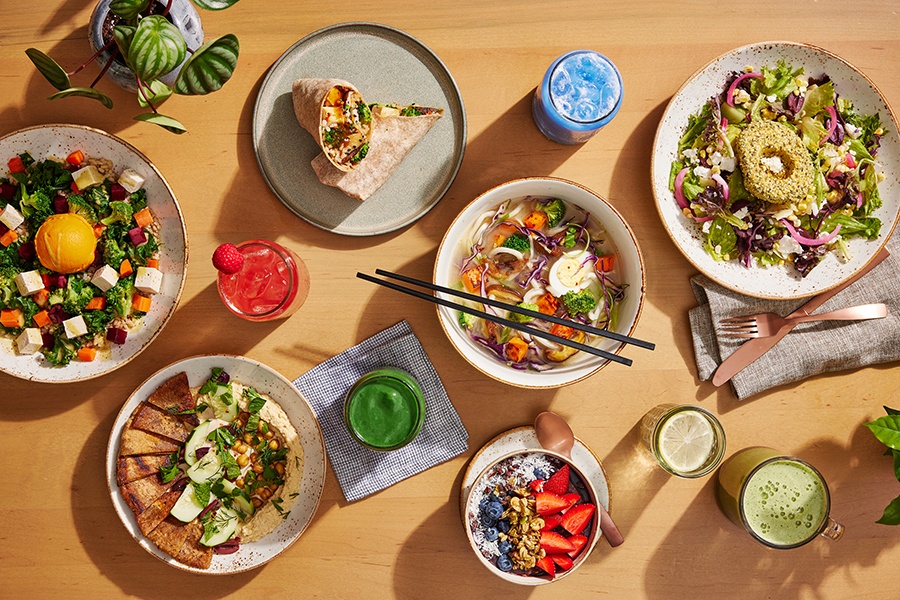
(292, 78), (372, 172)
(310, 105), (443, 201)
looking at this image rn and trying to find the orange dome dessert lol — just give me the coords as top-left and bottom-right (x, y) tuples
(34, 213), (97, 274)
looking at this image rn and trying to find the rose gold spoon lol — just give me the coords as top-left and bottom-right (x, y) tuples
(534, 411), (625, 547)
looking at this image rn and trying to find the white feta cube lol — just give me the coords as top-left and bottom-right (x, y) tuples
(0, 204), (25, 230)
(134, 266), (163, 295)
(91, 264), (119, 292)
(118, 168), (145, 194)
(63, 315), (88, 339)
(71, 165), (104, 190)
(14, 270), (44, 296)
(15, 328), (43, 354)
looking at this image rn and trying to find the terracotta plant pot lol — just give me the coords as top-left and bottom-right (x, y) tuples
(87, 0), (204, 93)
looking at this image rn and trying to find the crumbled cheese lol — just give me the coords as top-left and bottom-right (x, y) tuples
(760, 155), (784, 173)
(776, 235), (803, 257)
(702, 220), (712, 234)
(692, 165), (711, 179)
(733, 89), (751, 104)
(682, 148), (698, 162)
(733, 207), (749, 220)
(766, 94), (777, 102)
(719, 156), (736, 172)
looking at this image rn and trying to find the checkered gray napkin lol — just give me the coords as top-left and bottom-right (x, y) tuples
(689, 233), (900, 400)
(293, 320), (468, 502)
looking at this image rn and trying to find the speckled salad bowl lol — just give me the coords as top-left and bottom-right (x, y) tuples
(651, 41), (899, 300)
(433, 177), (645, 388)
(0, 124), (187, 382)
(462, 448), (602, 585)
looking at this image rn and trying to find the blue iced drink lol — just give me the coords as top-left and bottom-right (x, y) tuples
(532, 50), (623, 144)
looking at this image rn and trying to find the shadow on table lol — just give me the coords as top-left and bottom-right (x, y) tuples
(642, 422), (899, 599)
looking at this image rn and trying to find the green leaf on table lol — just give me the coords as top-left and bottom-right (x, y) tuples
(129, 15), (186, 81)
(133, 112), (187, 134)
(173, 34), (239, 96)
(113, 25), (136, 69)
(25, 48), (71, 91)
(137, 80), (172, 108)
(876, 493), (900, 525)
(893, 449), (900, 482)
(109, 0), (150, 21)
(192, 0), (240, 9)
(48, 87), (114, 109)
(865, 415), (900, 450)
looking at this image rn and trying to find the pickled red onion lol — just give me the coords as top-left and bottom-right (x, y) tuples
(726, 72), (762, 106)
(822, 105), (838, 145)
(781, 219), (842, 246)
(674, 167), (689, 209)
(712, 173), (730, 201)
(857, 192), (864, 208)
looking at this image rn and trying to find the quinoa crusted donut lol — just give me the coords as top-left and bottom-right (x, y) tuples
(735, 119), (815, 205)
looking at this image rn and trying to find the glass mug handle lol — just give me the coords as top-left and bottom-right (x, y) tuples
(820, 517), (844, 542)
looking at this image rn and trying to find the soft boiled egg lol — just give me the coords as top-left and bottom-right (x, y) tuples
(547, 250), (596, 296)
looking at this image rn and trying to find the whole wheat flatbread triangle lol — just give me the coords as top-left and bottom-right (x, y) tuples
(310, 111), (442, 201)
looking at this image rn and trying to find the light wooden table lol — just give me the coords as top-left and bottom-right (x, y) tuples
(1, 1), (899, 598)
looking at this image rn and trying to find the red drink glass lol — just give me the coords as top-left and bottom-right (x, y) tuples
(217, 239), (309, 321)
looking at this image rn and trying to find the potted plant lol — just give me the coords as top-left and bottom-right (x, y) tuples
(26, 0), (240, 134)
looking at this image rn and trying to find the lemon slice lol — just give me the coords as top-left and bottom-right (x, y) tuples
(657, 410), (714, 474)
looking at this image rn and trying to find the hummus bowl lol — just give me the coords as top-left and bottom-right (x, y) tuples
(106, 355), (326, 574)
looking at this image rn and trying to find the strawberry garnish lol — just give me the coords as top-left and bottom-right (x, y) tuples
(540, 513), (562, 531)
(561, 493), (580, 510)
(212, 243), (244, 275)
(535, 492), (569, 516)
(567, 534), (588, 558)
(560, 503), (596, 536)
(528, 479), (545, 493)
(536, 556), (556, 579)
(543, 464), (570, 495)
(551, 554), (574, 571)
(540, 530), (576, 554)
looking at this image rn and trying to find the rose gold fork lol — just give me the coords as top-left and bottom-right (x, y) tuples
(720, 303), (888, 338)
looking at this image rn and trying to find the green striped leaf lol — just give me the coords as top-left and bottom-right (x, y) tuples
(192, 0), (240, 10)
(109, 0), (149, 20)
(113, 25), (137, 69)
(173, 34), (239, 96)
(49, 87), (114, 109)
(129, 15), (186, 81)
(134, 112), (187, 134)
(138, 80), (172, 108)
(25, 48), (71, 91)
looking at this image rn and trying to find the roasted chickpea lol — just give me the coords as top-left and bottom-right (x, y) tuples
(237, 455), (250, 467)
(268, 439), (280, 451)
(252, 498), (262, 509)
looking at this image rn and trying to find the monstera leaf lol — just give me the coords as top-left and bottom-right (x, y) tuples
(192, 0), (241, 9)
(109, 0), (150, 20)
(25, 48), (71, 91)
(128, 15), (186, 81)
(134, 112), (187, 134)
(138, 80), (173, 108)
(49, 88), (114, 109)
(173, 34), (239, 95)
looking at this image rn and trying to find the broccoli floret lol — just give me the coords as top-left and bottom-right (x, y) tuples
(561, 289), (597, 315)
(19, 188), (53, 227)
(358, 102), (372, 124)
(107, 275), (135, 318)
(86, 186), (110, 212)
(42, 337), (76, 367)
(322, 128), (340, 147)
(100, 200), (133, 226)
(67, 195), (98, 224)
(0, 266), (18, 308)
(350, 142), (369, 164)
(542, 198), (566, 227)
(501, 233), (530, 252)
(62, 277), (96, 315)
(104, 237), (126, 270)
(126, 233), (158, 266)
(508, 302), (539, 323)
(458, 310), (477, 329)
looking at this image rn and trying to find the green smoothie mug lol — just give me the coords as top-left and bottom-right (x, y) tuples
(716, 447), (844, 549)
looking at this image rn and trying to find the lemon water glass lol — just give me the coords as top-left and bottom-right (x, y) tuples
(640, 404), (726, 478)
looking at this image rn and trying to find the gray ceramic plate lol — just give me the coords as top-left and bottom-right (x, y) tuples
(252, 22), (466, 236)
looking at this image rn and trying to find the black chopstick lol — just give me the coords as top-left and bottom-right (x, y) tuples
(356, 272), (632, 366)
(374, 268), (655, 351)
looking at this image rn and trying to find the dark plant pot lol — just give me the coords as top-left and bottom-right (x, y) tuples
(88, 0), (204, 93)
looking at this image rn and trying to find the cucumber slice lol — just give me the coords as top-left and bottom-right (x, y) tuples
(184, 421), (213, 466)
(218, 479), (255, 519)
(170, 482), (209, 523)
(207, 383), (238, 422)
(201, 505), (239, 547)
(187, 448), (222, 484)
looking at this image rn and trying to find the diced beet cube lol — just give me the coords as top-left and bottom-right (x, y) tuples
(0, 183), (15, 200)
(52, 274), (67, 289)
(215, 370), (230, 384)
(0, 223), (7, 236)
(91, 248), (103, 269)
(41, 333), (55, 349)
(110, 183), (128, 201)
(53, 194), (69, 214)
(128, 226), (147, 246)
(47, 304), (67, 324)
(106, 327), (127, 344)
(17, 242), (36, 261)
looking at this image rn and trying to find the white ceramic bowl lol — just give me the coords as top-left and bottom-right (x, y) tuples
(651, 41), (899, 300)
(106, 355), (327, 574)
(434, 177), (645, 388)
(462, 448), (601, 585)
(0, 124), (187, 382)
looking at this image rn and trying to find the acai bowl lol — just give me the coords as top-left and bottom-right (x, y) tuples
(434, 177), (645, 388)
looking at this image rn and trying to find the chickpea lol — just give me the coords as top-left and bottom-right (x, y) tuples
(257, 420), (267, 433)
(268, 439), (280, 451)
(243, 433), (253, 444)
(274, 463), (285, 476)
(252, 462), (264, 474)
(237, 454), (250, 467)
(259, 488), (272, 500)
(264, 431), (274, 440)
(235, 477), (245, 488)
(252, 498), (262, 509)
(268, 484), (278, 492)
(232, 441), (245, 454)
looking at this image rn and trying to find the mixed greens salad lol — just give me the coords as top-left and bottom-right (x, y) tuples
(0, 151), (161, 366)
(670, 60), (887, 277)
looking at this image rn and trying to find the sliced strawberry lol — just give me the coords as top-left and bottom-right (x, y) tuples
(551, 554), (574, 571)
(543, 464), (570, 495)
(560, 503), (596, 536)
(536, 556), (556, 579)
(541, 514), (562, 531)
(535, 492), (569, 516)
(528, 479), (545, 492)
(567, 534), (588, 558)
(540, 530), (576, 554)
(561, 493), (580, 510)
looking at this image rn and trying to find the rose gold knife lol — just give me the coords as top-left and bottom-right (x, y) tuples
(711, 247), (891, 387)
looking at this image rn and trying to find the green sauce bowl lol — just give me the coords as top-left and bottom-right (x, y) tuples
(343, 368), (426, 451)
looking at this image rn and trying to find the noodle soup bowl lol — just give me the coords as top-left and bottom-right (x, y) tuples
(434, 177), (645, 388)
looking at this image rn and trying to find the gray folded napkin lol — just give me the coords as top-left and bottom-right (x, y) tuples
(690, 233), (900, 400)
(293, 320), (468, 502)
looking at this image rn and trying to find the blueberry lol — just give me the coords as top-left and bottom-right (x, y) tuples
(498, 540), (513, 554)
(497, 518), (510, 533)
(485, 527), (499, 541)
(480, 513), (497, 526)
(479, 496), (491, 510)
(533, 468), (547, 480)
(485, 501), (503, 520)
(497, 555), (513, 572)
